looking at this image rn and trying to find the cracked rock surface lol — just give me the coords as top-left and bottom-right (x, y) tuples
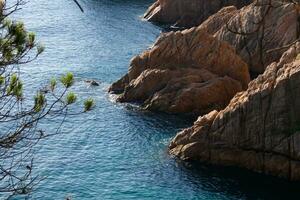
(109, 29), (250, 115)
(169, 43), (300, 180)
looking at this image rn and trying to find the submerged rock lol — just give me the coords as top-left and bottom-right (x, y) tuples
(169, 43), (300, 180)
(85, 80), (100, 86)
(144, 0), (252, 28)
(110, 28), (250, 115)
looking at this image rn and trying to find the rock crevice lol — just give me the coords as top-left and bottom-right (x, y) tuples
(110, 28), (250, 115)
(110, 0), (300, 180)
(169, 43), (300, 180)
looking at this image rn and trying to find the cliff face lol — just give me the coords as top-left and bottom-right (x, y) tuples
(110, 28), (250, 115)
(214, 0), (300, 74)
(145, 0), (300, 74)
(169, 43), (300, 180)
(197, 0), (299, 74)
(110, 0), (300, 179)
(144, 0), (252, 28)
(111, 0), (299, 115)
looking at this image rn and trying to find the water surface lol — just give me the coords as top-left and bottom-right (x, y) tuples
(9, 0), (300, 199)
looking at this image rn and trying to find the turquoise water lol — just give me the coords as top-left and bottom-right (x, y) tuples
(9, 0), (300, 199)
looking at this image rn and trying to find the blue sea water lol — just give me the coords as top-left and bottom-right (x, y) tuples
(8, 0), (300, 199)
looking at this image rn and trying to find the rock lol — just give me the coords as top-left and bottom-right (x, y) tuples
(110, 28), (250, 115)
(197, 6), (239, 35)
(144, 0), (252, 28)
(169, 42), (300, 180)
(198, 0), (300, 74)
(85, 80), (100, 86)
(111, 0), (299, 115)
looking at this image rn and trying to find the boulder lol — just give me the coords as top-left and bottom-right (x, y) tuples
(144, 0), (252, 28)
(85, 80), (100, 86)
(169, 43), (300, 180)
(110, 28), (250, 115)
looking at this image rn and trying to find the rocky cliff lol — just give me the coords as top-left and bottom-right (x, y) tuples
(145, 0), (300, 74)
(111, 0), (299, 114)
(169, 43), (300, 180)
(144, 0), (252, 28)
(213, 0), (300, 74)
(110, 28), (250, 115)
(110, 0), (300, 180)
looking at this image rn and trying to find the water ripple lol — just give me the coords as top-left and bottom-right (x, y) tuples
(8, 0), (300, 199)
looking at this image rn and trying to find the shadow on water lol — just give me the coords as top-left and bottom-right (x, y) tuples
(116, 102), (300, 200)
(176, 159), (300, 200)
(81, 0), (157, 9)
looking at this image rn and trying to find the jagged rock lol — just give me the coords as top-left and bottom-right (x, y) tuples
(110, 28), (250, 115)
(144, 0), (252, 28)
(169, 43), (300, 180)
(198, 0), (300, 74)
(197, 6), (239, 35)
(85, 80), (100, 86)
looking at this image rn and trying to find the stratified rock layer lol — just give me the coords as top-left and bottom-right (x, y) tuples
(144, 0), (252, 28)
(110, 28), (250, 115)
(169, 43), (300, 180)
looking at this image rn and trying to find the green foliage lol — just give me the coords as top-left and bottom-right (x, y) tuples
(3, 18), (12, 27)
(13, 22), (27, 46)
(33, 92), (46, 112)
(50, 78), (56, 91)
(10, 73), (17, 84)
(60, 72), (74, 88)
(84, 98), (95, 112)
(66, 92), (77, 105)
(0, 18), (44, 64)
(0, 3), (96, 199)
(37, 44), (45, 55)
(0, 76), (4, 85)
(6, 74), (23, 99)
(27, 32), (35, 47)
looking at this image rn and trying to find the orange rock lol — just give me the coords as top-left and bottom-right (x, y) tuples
(169, 42), (300, 180)
(110, 29), (250, 115)
(144, 0), (252, 28)
(198, 0), (300, 74)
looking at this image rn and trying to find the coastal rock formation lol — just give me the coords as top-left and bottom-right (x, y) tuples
(144, 0), (252, 28)
(111, 0), (299, 115)
(197, 6), (239, 35)
(216, 0), (300, 74)
(198, 0), (300, 74)
(110, 28), (250, 115)
(169, 43), (300, 180)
